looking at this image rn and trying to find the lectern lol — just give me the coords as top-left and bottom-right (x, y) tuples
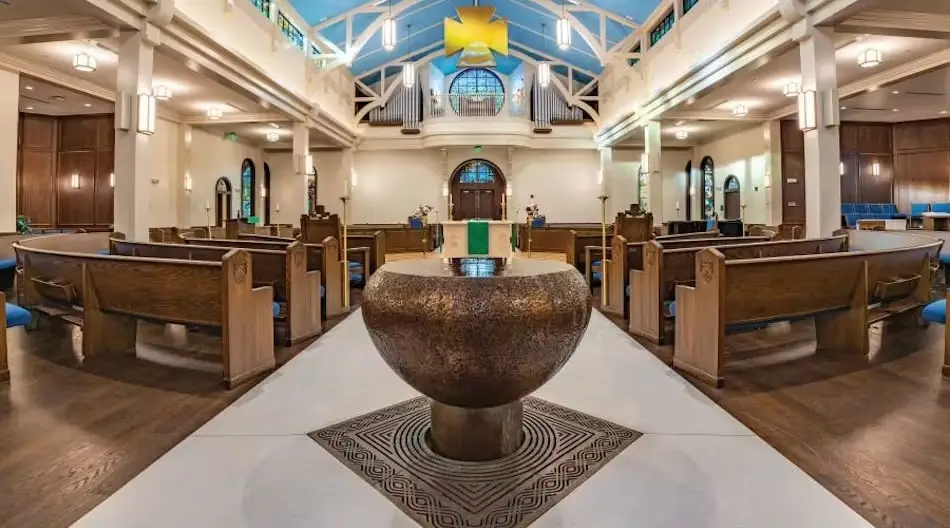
(442, 220), (513, 258)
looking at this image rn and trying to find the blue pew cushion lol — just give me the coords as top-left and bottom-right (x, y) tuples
(0, 258), (15, 271)
(5, 303), (31, 328)
(350, 273), (364, 283)
(665, 301), (675, 318)
(625, 284), (630, 297)
(923, 300), (946, 325)
(940, 254), (950, 265)
(96, 249), (110, 255)
(591, 272), (602, 284)
(591, 260), (602, 268)
(321, 285), (326, 298)
(348, 261), (361, 269)
(272, 303), (280, 318)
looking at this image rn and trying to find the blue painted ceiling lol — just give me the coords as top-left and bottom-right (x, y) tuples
(290, 0), (661, 81)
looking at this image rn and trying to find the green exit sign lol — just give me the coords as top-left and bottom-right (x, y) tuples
(224, 132), (238, 142)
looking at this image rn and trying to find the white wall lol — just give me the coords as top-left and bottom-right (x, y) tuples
(612, 148), (694, 223)
(148, 118), (180, 228)
(183, 126), (264, 227)
(0, 68), (18, 232)
(693, 126), (769, 225)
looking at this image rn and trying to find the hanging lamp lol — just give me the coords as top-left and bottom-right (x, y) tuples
(403, 24), (415, 88)
(556, 0), (571, 50)
(538, 23), (551, 88)
(382, 0), (396, 51)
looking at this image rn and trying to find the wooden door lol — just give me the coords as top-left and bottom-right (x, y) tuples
(724, 191), (740, 219)
(458, 189), (479, 220)
(478, 189), (497, 219)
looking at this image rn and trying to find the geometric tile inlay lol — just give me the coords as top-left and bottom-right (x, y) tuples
(309, 396), (641, 528)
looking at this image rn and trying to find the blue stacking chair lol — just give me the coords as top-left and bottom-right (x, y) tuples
(910, 203), (930, 220)
(868, 204), (884, 215)
(841, 203), (856, 214)
(932, 203), (950, 214)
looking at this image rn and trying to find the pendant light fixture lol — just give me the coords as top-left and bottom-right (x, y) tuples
(382, 0), (396, 52)
(556, 0), (572, 50)
(153, 85), (173, 101)
(733, 104), (748, 117)
(783, 82), (799, 98)
(266, 131), (280, 142)
(538, 23), (551, 88)
(73, 52), (96, 72)
(403, 24), (415, 88)
(858, 48), (882, 68)
(675, 129), (688, 140)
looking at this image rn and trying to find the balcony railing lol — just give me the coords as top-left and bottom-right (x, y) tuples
(428, 94), (528, 119)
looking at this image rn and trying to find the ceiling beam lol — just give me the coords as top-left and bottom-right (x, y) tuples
(181, 112), (286, 125)
(836, 10), (950, 40)
(663, 109), (772, 122)
(769, 47), (950, 120)
(0, 15), (117, 46)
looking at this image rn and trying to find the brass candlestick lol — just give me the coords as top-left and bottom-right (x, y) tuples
(527, 213), (533, 258)
(205, 202), (212, 239)
(340, 196), (350, 310)
(599, 194), (609, 308)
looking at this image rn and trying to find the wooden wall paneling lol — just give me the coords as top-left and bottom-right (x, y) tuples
(840, 152), (859, 203)
(857, 154), (894, 204)
(59, 116), (101, 151)
(780, 120), (804, 151)
(57, 151), (97, 226)
(893, 120), (950, 153)
(782, 152), (806, 223)
(17, 114), (57, 227)
(894, 151), (950, 212)
(855, 123), (892, 155)
(95, 150), (114, 226)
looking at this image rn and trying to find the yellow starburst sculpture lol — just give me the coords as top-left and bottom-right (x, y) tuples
(445, 6), (508, 67)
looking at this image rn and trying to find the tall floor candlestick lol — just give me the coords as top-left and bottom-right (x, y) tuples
(205, 202), (212, 239)
(527, 213), (533, 258)
(599, 194), (608, 308)
(340, 196), (350, 310)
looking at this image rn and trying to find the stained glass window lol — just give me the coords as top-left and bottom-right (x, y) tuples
(683, 0), (699, 15)
(249, 0), (271, 19)
(307, 170), (317, 215)
(637, 165), (648, 212)
(448, 68), (505, 116)
(649, 10), (675, 46)
(725, 175), (740, 191)
(277, 11), (305, 51)
(701, 157), (715, 220)
(241, 159), (255, 219)
(458, 160), (497, 184)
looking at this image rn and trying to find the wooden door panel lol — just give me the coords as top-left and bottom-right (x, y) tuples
(18, 150), (55, 226)
(57, 151), (97, 226)
(95, 150), (114, 226)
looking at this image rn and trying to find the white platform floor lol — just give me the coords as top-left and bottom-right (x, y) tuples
(73, 310), (872, 528)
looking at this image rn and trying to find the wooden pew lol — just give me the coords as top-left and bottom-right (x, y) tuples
(603, 235), (772, 318)
(14, 239), (275, 388)
(630, 235), (849, 344)
(182, 236), (345, 317)
(348, 224), (432, 253)
(567, 230), (606, 269)
(345, 231), (386, 274)
(519, 225), (603, 253)
(674, 238), (941, 387)
(614, 213), (654, 241)
(112, 239), (321, 345)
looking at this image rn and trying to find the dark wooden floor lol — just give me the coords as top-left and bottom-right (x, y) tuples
(596, 286), (950, 528)
(0, 289), (361, 528)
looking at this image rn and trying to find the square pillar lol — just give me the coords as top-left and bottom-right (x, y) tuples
(340, 147), (354, 219)
(644, 121), (663, 225)
(292, 122), (309, 222)
(113, 31), (155, 241)
(0, 68), (19, 233)
(764, 121), (783, 226)
(798, 26), (841, 237)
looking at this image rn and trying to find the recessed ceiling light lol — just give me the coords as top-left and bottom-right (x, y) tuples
(892, 90), (900, 94)
(25, 106), (33, 110)
(24, 85), (33, 90)
(941, 110), (948, 115)
(840, 106), (847, 110)
(84, 103), (91, 107)
(892, 108), (900, 112)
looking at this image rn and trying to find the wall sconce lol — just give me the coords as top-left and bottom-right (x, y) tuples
(764, 172), (772, 188)
(297, 154), (313, 174)
(640, 152), (649, 173)
(109, 172), (115, 188)
(260, 183), (266, 198)
(184, 173), (193, 193)
(350, 169), (358, 188)
(506, 183), (513, 197)
(442, 182), (449, 198)
(70, 173), (80, 189)
(798, 89), (818, 131)
(839, 161), (845, 176)
(871, 161), (881, 177)
(137, 93), (156, 135)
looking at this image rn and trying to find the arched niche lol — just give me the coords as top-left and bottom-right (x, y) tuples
(214, 177), (233, 227)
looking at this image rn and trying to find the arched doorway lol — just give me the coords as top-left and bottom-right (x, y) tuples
(240, 159), (256, 220)
(684, 160), (693, 221)
(723, 175), (741, 219)
(700, 156), (715, 220)
(214, 177), (233, 227)
(263, 163), (272, 225)
(450, 159), (505, 220)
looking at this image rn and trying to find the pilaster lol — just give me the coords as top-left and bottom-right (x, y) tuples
(644, 121), (663, 225)
(292, 121), (309, 223)
(0, 68), (18, 233)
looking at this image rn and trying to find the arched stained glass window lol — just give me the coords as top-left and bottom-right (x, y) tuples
(307, 168), (317, 215)
(700, 156), (715, 220)
(458, 160), (497, 184)
(683, 0), (699, 14)
(449, 68), (505, 116)
(241, 159), (256, 219)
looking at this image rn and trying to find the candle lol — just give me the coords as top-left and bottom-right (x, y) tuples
(275, 202), (281, 212)
(204, 200), (210, 210)
(675, 201), (680, 210)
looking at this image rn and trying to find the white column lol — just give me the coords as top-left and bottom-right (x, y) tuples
(292, 121), (309, 223)
(763, 121), (783, 227)
(798, 26), (841, 237)
(340, 147), (354, 218)
(0, 68), (19, 233)
(644, 121), (663, 225)
(440, 147), (450, 219)
(176, 124), (192, 227)
(114, 31), (155, 241)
